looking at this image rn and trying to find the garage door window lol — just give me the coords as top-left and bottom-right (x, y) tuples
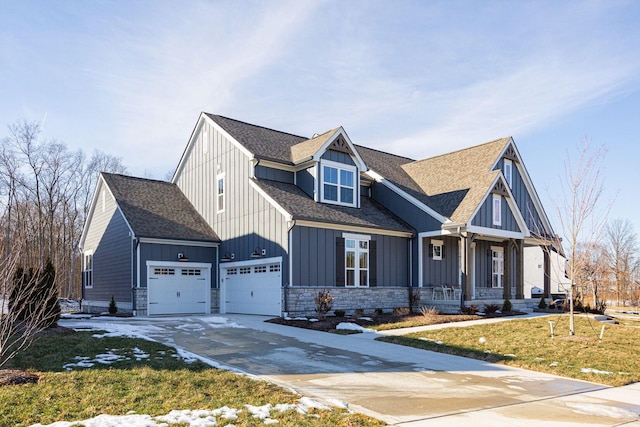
(269, 264), (280, 272)
(182, 269), (202, 276)
(240, 267), (251, 274)
(154, 268), (175, 275)
(227, 268), (237, 275)
(255, 265), (267, 273)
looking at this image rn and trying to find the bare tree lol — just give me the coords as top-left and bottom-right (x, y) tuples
(574, 241), (609, 313)
(0, 240), (59, 368)
(554, 139), (609, 335)
(606, 219), (638, 306)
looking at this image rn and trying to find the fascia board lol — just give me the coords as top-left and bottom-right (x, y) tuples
(248, 179), (293, 222)
(312, 127), (367, 170)
(295, 219), (413, 238)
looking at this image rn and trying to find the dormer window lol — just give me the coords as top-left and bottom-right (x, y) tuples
(321, 160), (357, 207)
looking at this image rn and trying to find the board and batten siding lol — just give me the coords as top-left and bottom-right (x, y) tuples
(471, 194), (520, 232)
(255, 165), (294, 184)
(473, 240), (516, 292)
(139, 243), (217, 288)
(321, 150), (355, 165)
(296, 166), (315, 198)
(291, 226), (409, 287)
(83, 181), (132, 304)
(422, 236), (459, 286)
(174, 119), (290, 284)
(495, 158), (547, 234)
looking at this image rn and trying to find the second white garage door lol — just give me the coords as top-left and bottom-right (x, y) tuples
(222, 259), (282, 316)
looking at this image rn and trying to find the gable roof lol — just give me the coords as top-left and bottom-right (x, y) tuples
(101, 173), (220, 242)
(402, 138), (511, 224)
(205, 114), (307, 164)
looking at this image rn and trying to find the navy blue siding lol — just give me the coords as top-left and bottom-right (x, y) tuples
(139, 243), (217, 288)
(371, 183), (441, 232)
(291, 226), (409, 287)
(472, 195), (520, 232)
(255, 165), (294, 184)
(422, 236), (459, 286)
(86, 211), (132, 304)
(296, 166), (315, 198)
(495, 157), (548, 234)
(321, 150), (355, 165)
(474, 240), (516, 292)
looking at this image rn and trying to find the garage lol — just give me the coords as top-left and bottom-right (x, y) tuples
(147, 262), (211, 315)
(221, 258), (282, 316)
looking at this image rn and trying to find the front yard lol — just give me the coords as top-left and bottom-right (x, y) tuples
(0, 329), (383, 426)
(378, 314), (640, 387)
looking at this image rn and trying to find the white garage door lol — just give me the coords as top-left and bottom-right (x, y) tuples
(147, 262), (211, 315)
(222, 259), (281, 316)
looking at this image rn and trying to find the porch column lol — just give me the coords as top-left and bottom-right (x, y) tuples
(464, 235), (473, 301)
(503, 240), (511, 300)
(516, 239), (524, 299)
(543, 248), (551, 297)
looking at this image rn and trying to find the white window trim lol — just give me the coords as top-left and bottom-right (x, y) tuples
(491, 246), (504, 288)
(320, 159), (358, 207)
(492, 194), (502, 226)
(216, 172), (225, 214)
(431, 239), (443, 261)
(83, 250), (94, 289)
(504, 159), (513, 188)
(343, 232), (369, 287)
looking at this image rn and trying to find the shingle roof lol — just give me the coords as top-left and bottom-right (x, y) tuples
(290, 128), (340, 164)
(205, 114), (306, 164)
(205, 113), (512, 226)
(102, 173), (220, 242)
(253, 179), (413, 234)
(401, 138), (510, 223)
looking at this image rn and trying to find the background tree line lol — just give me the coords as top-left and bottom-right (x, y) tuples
(0, 120), (127, 299)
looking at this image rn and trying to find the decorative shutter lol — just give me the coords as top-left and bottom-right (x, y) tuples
(441, 244), (445, 259)
(369, 240), (377, 287)
(336, 237), (345, 287)
(428, 244), (433, 258)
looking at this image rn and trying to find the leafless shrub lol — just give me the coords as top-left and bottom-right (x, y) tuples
(313, 290), (334, 319)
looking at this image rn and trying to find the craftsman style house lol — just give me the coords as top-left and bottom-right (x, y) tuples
(80, 113), (559, 316)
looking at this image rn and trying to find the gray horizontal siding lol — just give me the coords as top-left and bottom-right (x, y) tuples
(291, 226), (409, 288)
(472, 195), (520, 232)
(85, 209), (132, 304)
(139, 243), (217, 288)
(255, 165), (294, 184)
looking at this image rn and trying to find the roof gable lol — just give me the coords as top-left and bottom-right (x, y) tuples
(102, 173), (220, 242)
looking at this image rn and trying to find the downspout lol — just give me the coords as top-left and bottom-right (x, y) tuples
(131, 235), (138, 314)
(286, 219), (296, 316)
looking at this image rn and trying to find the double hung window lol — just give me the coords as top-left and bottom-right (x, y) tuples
(321, 161), (356, 207)
(83, 252), (93, 288)
(491, 247), (504, 288)
(345, 237), (369, 287)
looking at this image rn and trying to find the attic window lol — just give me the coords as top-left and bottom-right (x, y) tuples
(504, 159), (513, 188)
(493, 195), (502, 226)
(216, 173), (225, 214)
(321, 160), (356, 207)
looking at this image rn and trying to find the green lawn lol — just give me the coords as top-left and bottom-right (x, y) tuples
(1, 331), (383, 426)
(377, 314), (640, 387)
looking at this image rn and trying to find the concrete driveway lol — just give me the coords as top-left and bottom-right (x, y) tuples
(61, 314), (640, 426)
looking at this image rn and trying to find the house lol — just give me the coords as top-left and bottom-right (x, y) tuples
(80, 112), (558, 316)
(79, 173), (220, 315)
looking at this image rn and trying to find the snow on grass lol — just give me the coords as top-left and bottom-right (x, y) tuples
(29, 399), (333, 427)
(62, 348), (151, 371)
(336, 322), (374, 333)
(581, 367), (613, 375)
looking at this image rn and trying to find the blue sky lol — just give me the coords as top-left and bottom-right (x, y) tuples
(2, 0), (639, 238)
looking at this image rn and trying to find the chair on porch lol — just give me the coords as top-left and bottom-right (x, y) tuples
(422, 287), (434, 300)
(451, 286), (462, 301)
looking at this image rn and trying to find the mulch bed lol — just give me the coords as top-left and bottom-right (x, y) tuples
(266, 312), (510, 332)
(0, 369), (39, 386)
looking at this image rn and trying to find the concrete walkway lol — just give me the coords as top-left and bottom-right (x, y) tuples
(61, 314), (640, 426)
